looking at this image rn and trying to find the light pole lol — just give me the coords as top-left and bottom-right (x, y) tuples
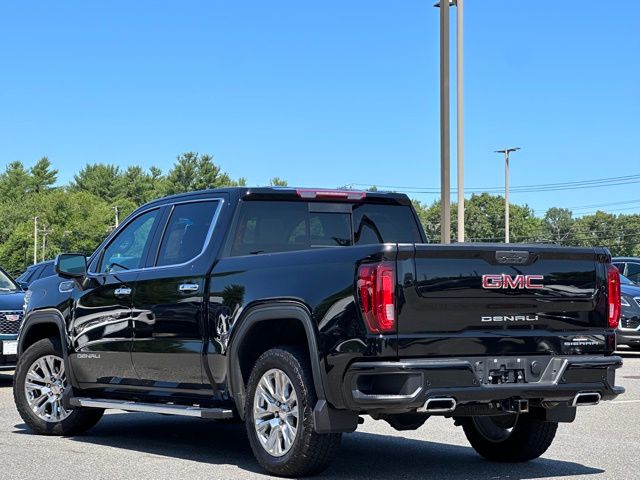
(112, 206), (120, 228)
(456, 0), (464, 242)
(495, 147), (520, 243)
(435, 0), (463, 243)
(438, 0), (451, 243)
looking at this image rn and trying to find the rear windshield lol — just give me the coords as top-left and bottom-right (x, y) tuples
(229, 201), (422, 256)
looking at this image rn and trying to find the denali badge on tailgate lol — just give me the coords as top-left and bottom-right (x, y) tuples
(482, 274), (544, 290)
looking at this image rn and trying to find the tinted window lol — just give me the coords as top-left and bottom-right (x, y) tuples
(16, 267), (37, 284)
(39, 262), (55, 279)
(230, 201), (422, 256)
(627, 263), (640, 282)
(231, 202), (309, 256)
(156, 201), (219, 266)
(100, 209), (159, 273)
(612, 262), (625, 274)
(353, 204), (422, 245)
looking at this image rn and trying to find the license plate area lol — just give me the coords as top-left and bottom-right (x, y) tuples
(475, 357), (530, 385)
(1, 340), (18, 356)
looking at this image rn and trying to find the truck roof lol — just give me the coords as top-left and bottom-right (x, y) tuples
(141, 187), (413, 209)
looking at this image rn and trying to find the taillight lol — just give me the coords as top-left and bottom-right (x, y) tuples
(357, 262), (396, 333)
(607, 264), (621, 329)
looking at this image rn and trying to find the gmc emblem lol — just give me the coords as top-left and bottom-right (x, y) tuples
(482, 274), (544, 290)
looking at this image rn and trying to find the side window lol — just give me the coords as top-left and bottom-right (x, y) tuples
(612, 263), (625, 274)
(99, 209), (159, 273)
(627, 263), (640, 283)
(156, 201), (219, 266)
(39, 262), (55, 279)
(17, 267), (36, 283)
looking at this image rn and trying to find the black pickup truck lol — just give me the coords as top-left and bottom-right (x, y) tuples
(14, 187), (624, 477)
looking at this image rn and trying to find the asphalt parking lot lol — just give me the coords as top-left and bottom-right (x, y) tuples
(1, 351), (639, 480)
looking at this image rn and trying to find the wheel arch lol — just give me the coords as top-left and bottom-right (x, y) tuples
(18, 309), (68, 358)
(227, 302), (326, 419)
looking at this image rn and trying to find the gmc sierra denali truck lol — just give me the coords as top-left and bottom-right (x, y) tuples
(14, 187), (624, 477)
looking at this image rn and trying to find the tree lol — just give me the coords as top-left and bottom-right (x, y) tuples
(120, 166), (164, 205)
(0, 161), (30, 199)
(543, 208), (575, 244)
(29, 157), (58, 193)
(70, 163), (122, 203)
(164, 152), (243, 194)
(269, 177), (288, 187)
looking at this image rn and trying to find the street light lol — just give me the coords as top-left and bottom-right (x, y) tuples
(434, 0), (463, 243)
(495, 147), (520, 243)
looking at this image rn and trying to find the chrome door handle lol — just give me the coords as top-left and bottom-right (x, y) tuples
(114, 287), (132, 297)
(179, 283), (199, 293)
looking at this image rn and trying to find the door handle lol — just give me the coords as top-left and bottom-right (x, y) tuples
(114, 287), (132, 297)
(178, 283), (199, 293)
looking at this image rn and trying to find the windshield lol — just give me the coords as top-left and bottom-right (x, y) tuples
(0, 269), (19, 291)
(620, 274), (636, 286)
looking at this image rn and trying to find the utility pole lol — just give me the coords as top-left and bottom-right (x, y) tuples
(456, 0), (464, 242)
(495, 147), (520, 243)
(33, 217), (38, 265)
(438, 0), (451, 243)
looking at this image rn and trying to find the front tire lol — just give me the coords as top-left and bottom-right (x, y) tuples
(461, 413), (558, 462)
(245, 347), (341, 477)
(13, 338), (104, 436)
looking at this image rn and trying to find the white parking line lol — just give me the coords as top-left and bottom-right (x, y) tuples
(610, 399), (640, 404)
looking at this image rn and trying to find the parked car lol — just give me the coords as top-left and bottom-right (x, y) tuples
(14, 187), (624, 477)
(0, 267), (25, 370)
(613, 257), (640, 284)
(15, 260), (55, 290)
(617, 274), (640, 349)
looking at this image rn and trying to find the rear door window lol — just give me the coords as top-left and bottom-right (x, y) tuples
(156, 201), (219, 266)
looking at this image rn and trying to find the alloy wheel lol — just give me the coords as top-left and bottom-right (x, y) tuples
(253, 368), (299, 457)
(24, 354), (72, 423)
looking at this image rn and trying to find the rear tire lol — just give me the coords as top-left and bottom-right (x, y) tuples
(461, 413), (558, 462)
(245, 347), (341, 477)
(13, 338), (104, 436)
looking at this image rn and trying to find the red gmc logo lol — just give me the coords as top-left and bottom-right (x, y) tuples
(482, 274), (544, 290)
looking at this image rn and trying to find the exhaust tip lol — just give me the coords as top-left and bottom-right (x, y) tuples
(420, 397), (457, 413)
(572, 392), (601, 406)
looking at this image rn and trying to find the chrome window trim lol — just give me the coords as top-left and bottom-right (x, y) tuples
(87, 198), (224, 275)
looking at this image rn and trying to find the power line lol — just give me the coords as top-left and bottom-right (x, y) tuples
(349, 173), (640, 195)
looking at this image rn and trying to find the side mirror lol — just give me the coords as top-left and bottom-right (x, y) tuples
(16, 281), (29, 290)
(55, 253), (87, 278)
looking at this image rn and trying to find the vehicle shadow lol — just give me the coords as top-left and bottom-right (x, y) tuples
(0, 372), (13, 387)
(14, 412), (604, 479)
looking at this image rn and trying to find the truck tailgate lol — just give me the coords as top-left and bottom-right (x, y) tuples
(396, 244), (615, 357)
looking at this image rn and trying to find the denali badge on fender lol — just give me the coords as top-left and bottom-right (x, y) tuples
(482, 274), (544, 290)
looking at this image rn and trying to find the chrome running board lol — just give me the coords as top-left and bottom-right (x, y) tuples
(70, 397), (234, 419)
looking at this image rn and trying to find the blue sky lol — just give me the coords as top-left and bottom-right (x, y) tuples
(1, 1), (638, 217)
